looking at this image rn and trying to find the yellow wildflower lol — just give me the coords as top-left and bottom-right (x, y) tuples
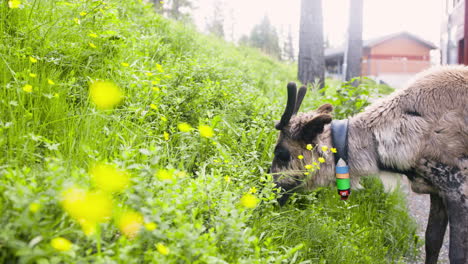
(88, 33), (98, 38)
(321, 146), (328, 152)
(89, 80), (123, 109)
(304, 164), (312, 170)
(306, 144), (313, 150)
(8, 0), (21, 8)
(297, 155), (304, 160)
(240, 194), (259, 208)
(163, 131), (169, 141)
(145, 72), (153, 77)
(145, 222), (157, 231)
(78, 219), (96, 236)
(151, 80), (160, 85)
(61, 187), (112, 223)
(304, 172), (310, 176)
(224, 176), (231, 183)
(50, 237), (73, 251)
(199, 125), (214, 138)
(318, 157), (326, 163)
(331, 148), (337, 153)
(48, 79), (55, 85)
(177, 122), (193, 132)
(23, 84), (32, 93)
(155, 64), (164, 72)
(90, 163), (130, 193)
(29, 73), (37, 78)
(150, 104), (157, 110)
(121, 62), (129, 67)
(29, 202), (40, 213)
(248, 187), (257, 194)
(152, 87), (160, 92)
(118, 211), (143, 238)
(156, 243), (170, 255)
(156, 169), (174, 181)
(29, 56), (37, 63)
(80, 11), (87, 16)
(89, 42), (96, 48)
(73, 18), (81, 25)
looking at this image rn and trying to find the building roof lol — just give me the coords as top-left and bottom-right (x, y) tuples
(325, 31), (437, 60)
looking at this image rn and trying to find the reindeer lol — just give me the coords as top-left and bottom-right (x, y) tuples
(270, 66), (468, 264)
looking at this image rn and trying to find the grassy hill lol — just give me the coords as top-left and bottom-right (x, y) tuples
(1, 0), (418, 263)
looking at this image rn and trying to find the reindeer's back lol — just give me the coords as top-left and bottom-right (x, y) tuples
(358, 66), (468, 170)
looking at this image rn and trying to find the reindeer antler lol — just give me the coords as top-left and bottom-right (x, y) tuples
(293, 85), (307, 115)
(275, 82), (297, 130)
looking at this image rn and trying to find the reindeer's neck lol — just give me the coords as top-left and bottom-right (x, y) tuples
(347, 117), (380, 177)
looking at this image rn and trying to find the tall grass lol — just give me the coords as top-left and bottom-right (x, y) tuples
(0, 0), (418, 263)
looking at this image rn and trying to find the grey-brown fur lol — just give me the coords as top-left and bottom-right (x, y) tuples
(270, 66), (468, 264)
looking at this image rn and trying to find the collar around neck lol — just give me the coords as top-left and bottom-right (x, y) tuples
(331, 119), (349, 164)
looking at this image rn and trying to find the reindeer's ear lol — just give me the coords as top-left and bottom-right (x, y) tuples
(300, 114), (332, 143)
(317, 104), (333, 114)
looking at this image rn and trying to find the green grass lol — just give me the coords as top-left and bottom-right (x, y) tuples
(0, 0), (418, 263)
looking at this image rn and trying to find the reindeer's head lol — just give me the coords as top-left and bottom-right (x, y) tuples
(271, 82), (334, 205)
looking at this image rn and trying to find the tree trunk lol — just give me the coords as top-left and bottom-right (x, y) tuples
(344, 0), (363, 84)
(298, 0), (325, 89)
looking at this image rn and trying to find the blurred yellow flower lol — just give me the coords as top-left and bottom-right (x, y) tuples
(297, 155), (304, 160)
(156, 169), (174, 181)
(89, 42), (96, 48)
(78, 219), (96, 236)
(177, 122), (193, 132)
(23, 84), (32, 93)
(89, 80), (123, 110)
(80, 11), (87, 16)
(156, 243), (170, 255)
(29, 73), (37, 78)
(331, 148), (337, 153)
(29, 202), (40, 213)
(155, 64), (164, 73)
(150, 104), (157, 110)
(50, 237), (73, 251)
(224, 176), (231, 183)
(118, 211), (143, 238)
(74, 18), (81, 25)
(240, 194), (258, 208)
(88, 33), (98, 38)
(318, 157), (325, 163)
(145, 72), (153, 77)
(61, 187), (112, 223)
(321, 146), (328, 152)
(29, 56), (37, 63)
(304, 164), (312, 170)
(304, 172), (310, 176)
(199, 125), (214, 138)
(152, 87), (160, 92)
(48, 79), (55, 85)
(121, 62), (129, 67)
(248, 187), (257, 194)
(306, 144), (313, 150)
(8, 0), (21, 8)
(90, 163), (130, 193)
(144, 222), (157, 231)
(163, 131), (169, 141)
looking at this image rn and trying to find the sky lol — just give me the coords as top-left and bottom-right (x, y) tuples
(192, 0), (445, 48)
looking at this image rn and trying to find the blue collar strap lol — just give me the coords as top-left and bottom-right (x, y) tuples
(331, 119), (349, 164)
(331, 119), (350, 200)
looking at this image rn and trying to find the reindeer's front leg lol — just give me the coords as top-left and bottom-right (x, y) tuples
(416, 159), (468, 264)
(425, 193), (448, 264)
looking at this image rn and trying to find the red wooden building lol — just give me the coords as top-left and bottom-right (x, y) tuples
(441, 0), (468, 64)
(325, 32), (436, 88)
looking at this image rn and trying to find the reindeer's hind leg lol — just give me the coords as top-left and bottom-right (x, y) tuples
(425, 193), (448, 264)
(416, 159), (468, 264)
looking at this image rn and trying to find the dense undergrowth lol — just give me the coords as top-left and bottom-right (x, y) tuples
(0, 0), (418, 263)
